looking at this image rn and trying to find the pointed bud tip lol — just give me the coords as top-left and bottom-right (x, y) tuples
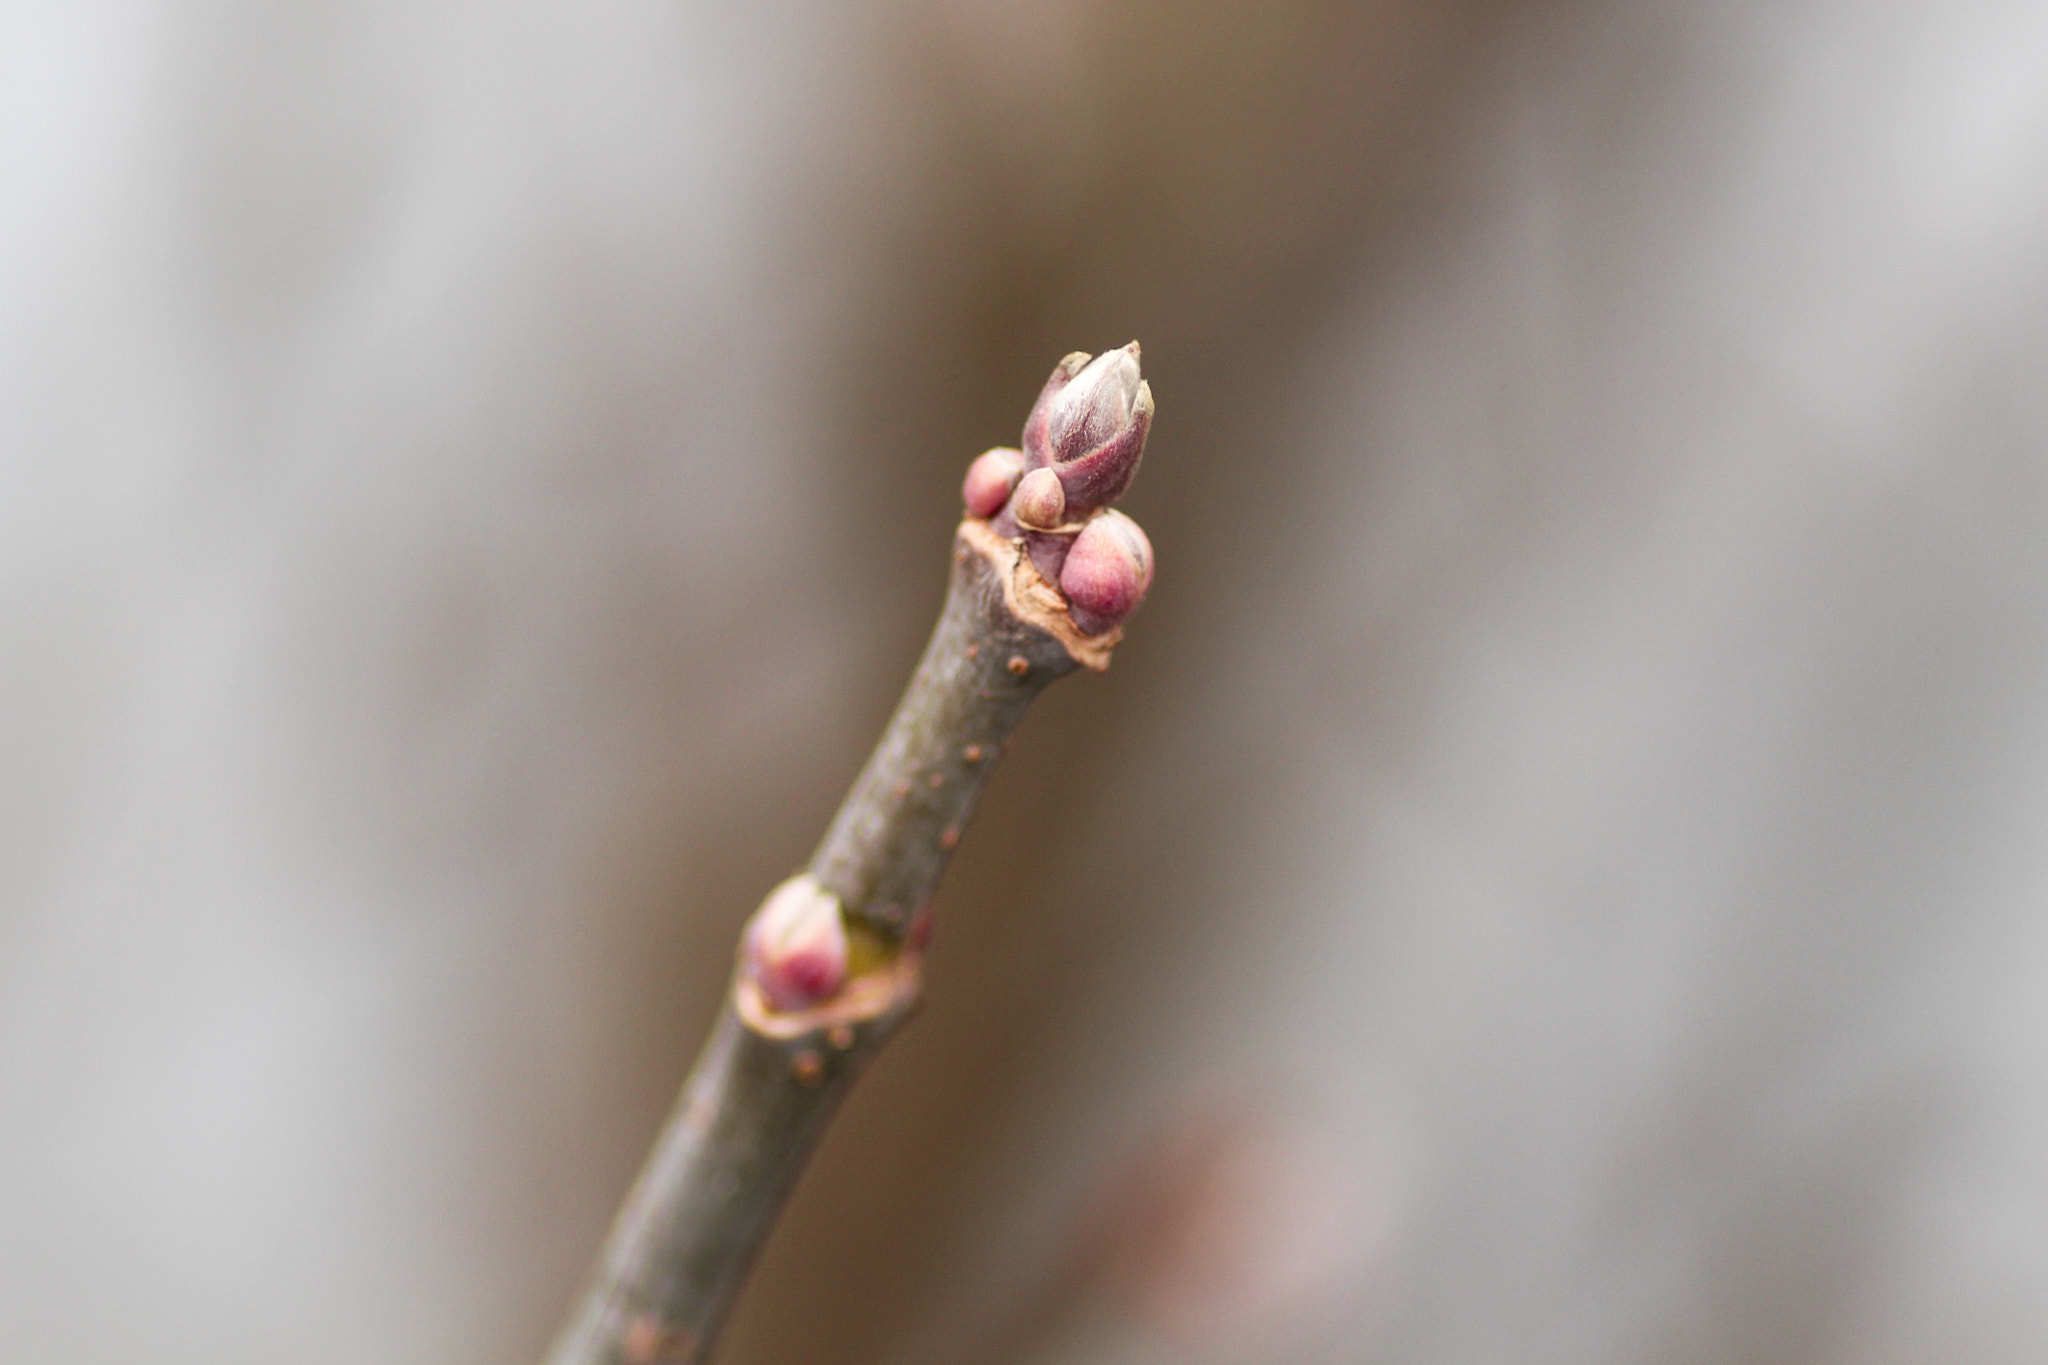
(1049, 349), (1143, 455)
(746, 875), (849, 1012)
(1060, 510), (1154, 634)
(1022, 343), (1153, 513)
(963, 448), (1026, 518)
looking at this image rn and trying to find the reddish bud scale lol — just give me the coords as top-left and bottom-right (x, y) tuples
(1024, 528), (1075, 582)
(1019, 352), (1091, 472)
(1060, 510), (1154, 635)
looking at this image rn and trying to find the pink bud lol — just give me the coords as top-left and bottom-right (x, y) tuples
(962, 448), (1026, 519)
(744, 875), (848, 1012)
(1010, 466), (1067, 531)
(1059, 510), (1154, 635)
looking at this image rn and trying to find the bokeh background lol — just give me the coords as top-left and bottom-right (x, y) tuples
(7, 1), (2048, 1362)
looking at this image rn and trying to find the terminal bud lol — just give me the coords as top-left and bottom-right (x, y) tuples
(1037, 342), (1152, 517)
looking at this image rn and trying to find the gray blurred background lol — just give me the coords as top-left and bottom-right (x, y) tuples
(6, 1), (2048, 1361)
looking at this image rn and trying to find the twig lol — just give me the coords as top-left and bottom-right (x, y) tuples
(546, 344), (1157, 1365)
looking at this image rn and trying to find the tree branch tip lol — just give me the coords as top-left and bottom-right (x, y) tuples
(998, 342), (1154, 595)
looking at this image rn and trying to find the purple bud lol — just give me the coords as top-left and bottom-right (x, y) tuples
(1010, 466), (1067, 531)
(1059, 510), (1154, 635)
(744, 875), (848, 1012)
(962, 448), (1026, 519)
(1048, 345), (1142, 458)
(1040, 342), (1152, 518)
(1020, 352), (1092, 469)
(997, 344), (1158, 599)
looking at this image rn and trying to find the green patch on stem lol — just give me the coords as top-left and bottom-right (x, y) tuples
(842, 918), (897, 979)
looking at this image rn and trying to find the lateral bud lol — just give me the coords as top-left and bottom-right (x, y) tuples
(962, 448), (1026, 519)
(743, 874), (849, 1012)
(1034, 342), (1152, 518)
(1059, 510), (1154, 635)
(1011, 466), (1067, 531)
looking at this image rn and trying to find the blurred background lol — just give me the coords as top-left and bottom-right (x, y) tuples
(6, 0), (2048, 1361)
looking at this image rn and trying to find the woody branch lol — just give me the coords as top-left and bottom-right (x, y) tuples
(545, 344), (1158, 1365)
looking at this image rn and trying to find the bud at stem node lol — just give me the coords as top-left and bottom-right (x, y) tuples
(744, 875), (849, 1012)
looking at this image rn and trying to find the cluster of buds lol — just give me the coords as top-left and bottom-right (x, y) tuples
(961, 343), (1156, 635)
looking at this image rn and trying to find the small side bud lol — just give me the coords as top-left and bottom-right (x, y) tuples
(1011, 466), (1067, 531)
(744, 875), (848, 1012)
(962, 448), (1026, 519)
(1059, 510), (1154, 635)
